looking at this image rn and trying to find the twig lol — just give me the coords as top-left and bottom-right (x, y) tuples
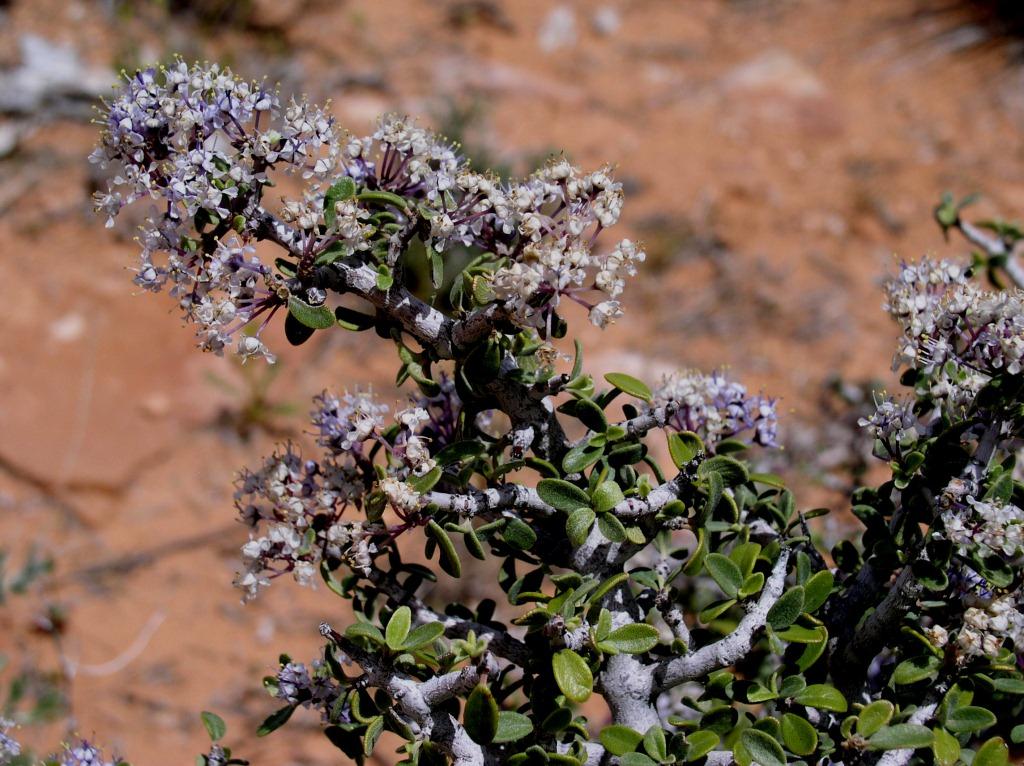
(65, 610), (166, 677)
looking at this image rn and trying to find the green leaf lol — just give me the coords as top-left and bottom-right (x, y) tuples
(793, 684), (847, 712)
(592, 481), (626, 513)
(385, 606), (412, 650)
(620, 754), (658, 766)
(892, 655), (940, 686)
(801, 570), (834, 613)
(684, 731), (720, 762)
(426, 519), (462, 578)
(730, 542), (762, 577)
(600, 725), (643, 756)
(857, 700), (894, 737)
(734, 570), (763, 600)
(493, 711), (533, 743)
(324, 177), (357, 225)
(780, 713), (817, 756)
(201, 711), (226, 742)
(576, 398), (609, 432)
(749, 472), (786, 488)
(642, 725), (668, 762)
(945, 705), (996, 734)
(738, 728), (786, 766)
(705, 553), (743, 598)
(591, 572), (629, 602)
(538, 479), (591, 512)
(868, 724), (934, 751)
(932, 727), (960, 766)
(345, 621), (384, 644)
(428, 243), (444, 289)
(464, 685), (499, 744)
(288, 296), (335, 329)
(1012, 724), (1024, 744)
(993, 678), (1024, 694)
(698, 455), (748, 485)
(698, 598), (737, 623)
(357, 189), (409, 209)
(701, 470), (723, 527)
(257, 704), (296, 736)
(776, 624), (823, 643)
(503, 518), (537, 551)
(566, 507), (596, 546)
(434, 440), (485, 467)
(334, 305), (376, 331)
(974, 737), (1009, 766)
(402, 621), (445, 650)
(284, 311), (316, 346)
(604, 373), (652, 402)
(552, 649), (593, 703)
(409, 466), (443, 494)
(601, 624), (660, 654)
(597, 513), (627, 543)
(767, 586), (804, 629)
(562, 443), (604, 474)
(363, 715), (384, 756)
(668, 432), (703, 467)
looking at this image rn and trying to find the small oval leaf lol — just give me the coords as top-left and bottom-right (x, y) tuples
(552, 649), (593, 703)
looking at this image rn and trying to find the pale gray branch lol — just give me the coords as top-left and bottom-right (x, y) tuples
(654, 550), (791, 692)
(956, 219), (1024, 288)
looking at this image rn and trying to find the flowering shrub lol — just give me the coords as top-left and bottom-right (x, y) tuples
(89, 62), (1024, 766)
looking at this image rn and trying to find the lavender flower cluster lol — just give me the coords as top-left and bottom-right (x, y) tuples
(885, 256), (1024, 413)
(0, 719), (19, 765)
(234, 381), (465, 600)
(941, 493), (1024, 560)
(339, 117), (646, 329)
(647, 369), (778, 449)
(93, 62), (648, 367)
(91, 61), (345, 362)
(52, 741), (122, 766)
(856, 394), (925, 460)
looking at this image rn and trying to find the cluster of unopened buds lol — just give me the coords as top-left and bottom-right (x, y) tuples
(949, 596), (1024, 658)
(646, 369), (778, 449)
(274, 658), (349, 724)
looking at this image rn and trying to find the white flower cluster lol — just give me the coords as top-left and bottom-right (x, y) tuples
(885, 257), (1024, 413)
(233, 445), (375, 601)
(345, 114), (462, 196)
(234, 384), (467, 599)
(341, 117), (646, 330)
(92, 61), (345, 362)
(648, 370), (778, 449)
(941, 494), (1024, 559)
(957, 596), (1024, 658)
